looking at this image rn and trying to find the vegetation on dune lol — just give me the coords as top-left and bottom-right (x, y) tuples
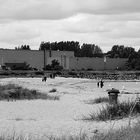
(94, 123), (140, 140)
(2, 122), (140, 140)
(86, 97), (109, 104)
(84, 100), (140, 121)
(49, 88), (57, 93)
(0, 84), (59, 101)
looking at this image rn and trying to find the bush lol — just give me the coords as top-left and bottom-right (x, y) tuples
(0, 84), (59, 101)
(87, 68), (93, 71)
(84, 100), (140, 121)
(44, 59), (63, 70)
(54, 65), (63, 70)
(68, 71), (77, 76)
(44, 64), (52, 70)
(34, 71), (44, 75)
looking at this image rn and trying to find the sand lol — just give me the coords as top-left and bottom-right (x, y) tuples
(0, 77), (139, 138)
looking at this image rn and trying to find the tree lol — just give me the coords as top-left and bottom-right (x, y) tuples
(80, 44), (93, 57)
(92, 45), (103, 57)
(44, 59), (63, 70)
(80, 43), (103, 57)
(51, 59), (60, 68)
(107, 45), (135, 58)
(15, 45), (31, 50)
(39, 41), (103, 57)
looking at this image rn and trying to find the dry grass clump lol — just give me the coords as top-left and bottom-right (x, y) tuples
(1, 124), (140, 140)
(0, 84), (59, 101)
(86, 97), (109, 104)
(84, 100), (140, 121)
(49, 88), (57, 93)
(94, 121), (140, 140)
(1, 120), (140, 140)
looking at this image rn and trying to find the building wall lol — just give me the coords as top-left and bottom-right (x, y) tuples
(0, 49), (127, 70)
(0, 50), (44, 69)
(0, 49), (74, 70)
(45, 51), (74, 69)
(69, 57), (127, 70)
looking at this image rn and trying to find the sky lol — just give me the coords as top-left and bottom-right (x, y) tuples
(0, 0), (140, 52)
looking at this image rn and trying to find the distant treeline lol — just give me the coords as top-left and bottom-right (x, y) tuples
(39, 41), (103, 57)
(106, 45), (140, 70)
(15, 45), (31, 50)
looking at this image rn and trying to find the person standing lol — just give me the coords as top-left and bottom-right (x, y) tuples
(97, 81), (100, 88)
(100, 80), (104, 88)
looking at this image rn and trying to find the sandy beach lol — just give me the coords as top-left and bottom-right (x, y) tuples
(0, 77), (139, 138)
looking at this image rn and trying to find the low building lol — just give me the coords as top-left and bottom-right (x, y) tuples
(0, 49), (74, 70)
(0, 49), (127, 70)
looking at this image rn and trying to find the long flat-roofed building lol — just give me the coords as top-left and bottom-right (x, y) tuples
(0, 49), (127, 70)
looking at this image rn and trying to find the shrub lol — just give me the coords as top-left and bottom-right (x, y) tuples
(87, 68), (93, 71)
(55, 71), (62, 75)
(54, 65), (63, 70)
(44, 59), (63, 70)
(0, 84), (59, 101)
(34, 71), (44, 75)
(44, 64), (52, 70)
(68, 71), (77, 76)
(84, 100), (140, 121)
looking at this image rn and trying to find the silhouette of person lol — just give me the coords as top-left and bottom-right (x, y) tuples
(97, 81), (100, 88)
(100, 80), (104, 88)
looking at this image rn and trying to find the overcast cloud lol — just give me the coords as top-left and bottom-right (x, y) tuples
(0, 0), (140, 52)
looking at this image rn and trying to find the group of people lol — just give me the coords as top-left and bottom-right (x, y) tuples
(42, 75), (47, 82)
(97, 79), (104, 88)
(42, 73), (56, 82)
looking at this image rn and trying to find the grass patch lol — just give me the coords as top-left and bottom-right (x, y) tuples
(0, 84), (59, 101)
(46, 121), (140, 140)
(94, 121), (140, 140)
(86, 97), (109, 104)
(84, 100), (140, 121)
(2, 122), (140, 140)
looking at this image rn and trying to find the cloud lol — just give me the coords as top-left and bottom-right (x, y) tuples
(0, 0), (76, 20)
(0, 0), (140, 52)
(77, 0), (140, 15)
(103, 21), (140, 39)
(0, 0), (140, 20)
(62, 14), (112, 34)
(0, 21), (40, 44)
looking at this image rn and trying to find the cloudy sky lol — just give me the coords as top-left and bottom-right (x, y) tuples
(0, 0), (140, 52)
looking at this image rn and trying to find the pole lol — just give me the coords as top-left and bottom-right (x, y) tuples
(44, 49), (46, 69)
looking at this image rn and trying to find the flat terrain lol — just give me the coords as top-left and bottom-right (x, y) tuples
(0, 77), (139, 138)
